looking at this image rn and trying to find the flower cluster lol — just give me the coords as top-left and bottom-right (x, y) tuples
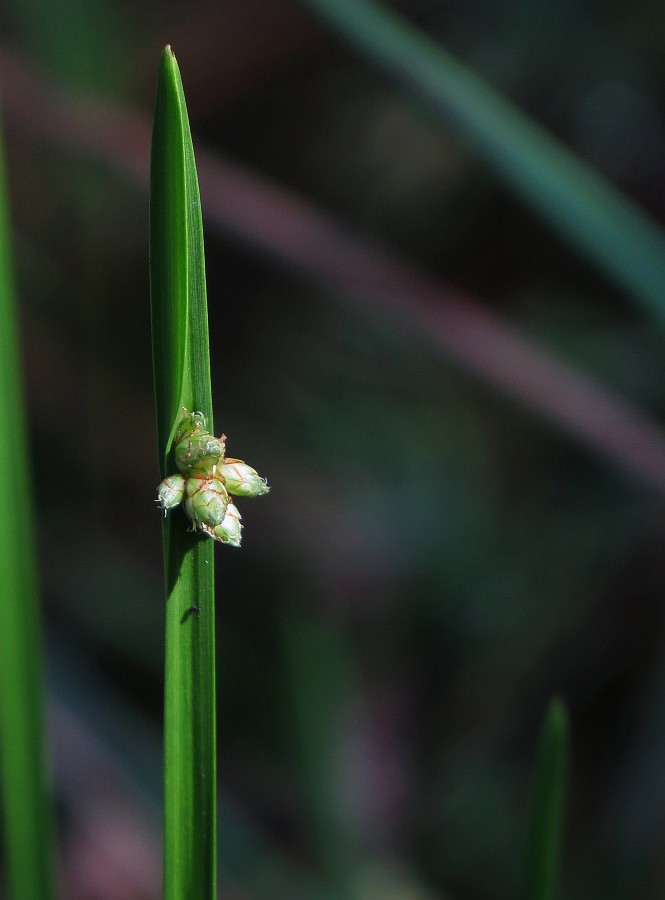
(156, 409), (269, 547)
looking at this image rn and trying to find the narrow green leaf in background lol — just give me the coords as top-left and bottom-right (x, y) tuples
(299, 0), (665, 324)
(520, 697), (570, 900)
(150, 46), (217, 900)
(0, 116), (55, 897)
(280, 613), (359, 893)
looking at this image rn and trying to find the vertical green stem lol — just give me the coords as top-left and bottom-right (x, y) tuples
(0, 117), (54, 898)
(150, 47), (217, 899)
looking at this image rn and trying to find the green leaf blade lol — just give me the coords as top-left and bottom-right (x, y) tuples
(0, 115), (55, 898)
(150, 46), (217, 900)
(520, 697), (570, 900)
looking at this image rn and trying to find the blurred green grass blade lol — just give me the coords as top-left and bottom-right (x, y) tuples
(0, 119), (55, 897)
(300, 0), (665, 322)
(150, 46), (217, 900)
(520, 698), (570, 900)
(280, 613), (358, 892)
(4, 0), (129, 93)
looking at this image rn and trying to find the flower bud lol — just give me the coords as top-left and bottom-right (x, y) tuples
(156, 411), (267, 547)
(205, 501), (242, 547)
(175, 433), (225, 478)
(174, 409), (226, 478)
(218, 459), (270, 497)
(183, 477), (229, 531)
(175, 407), (208, 440)
(156, 473), (186, 511)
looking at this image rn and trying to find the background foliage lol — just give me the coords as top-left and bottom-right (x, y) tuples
(1, 1), (665, 897)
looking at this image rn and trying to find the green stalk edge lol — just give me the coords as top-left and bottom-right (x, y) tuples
(0, 113), (55, 898)
(150, 47), (217, 900)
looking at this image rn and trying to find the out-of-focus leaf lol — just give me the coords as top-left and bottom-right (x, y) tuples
(299, 0), (665, 323)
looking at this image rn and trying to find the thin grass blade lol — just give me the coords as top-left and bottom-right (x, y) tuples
(280, 613), (358, 892)
(299, 0), (665, 322)
(150, 46), (216, 900)
(520, 697), (570, 900)
(0, 116), (55, 897)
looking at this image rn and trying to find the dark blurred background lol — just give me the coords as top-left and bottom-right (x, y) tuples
(2, 0), (665, 897)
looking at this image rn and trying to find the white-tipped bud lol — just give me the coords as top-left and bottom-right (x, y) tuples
(156, 474), (186, 511)
(218, 459), (270, 498)
(204, 501), (243, 547)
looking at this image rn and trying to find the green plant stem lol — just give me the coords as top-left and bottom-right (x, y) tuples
(0, 118), (54, 898)
(299, 0), (665, 322)
(150, 47), (217, 900)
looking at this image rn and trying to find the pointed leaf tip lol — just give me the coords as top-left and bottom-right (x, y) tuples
(160, 45), (176, 68)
